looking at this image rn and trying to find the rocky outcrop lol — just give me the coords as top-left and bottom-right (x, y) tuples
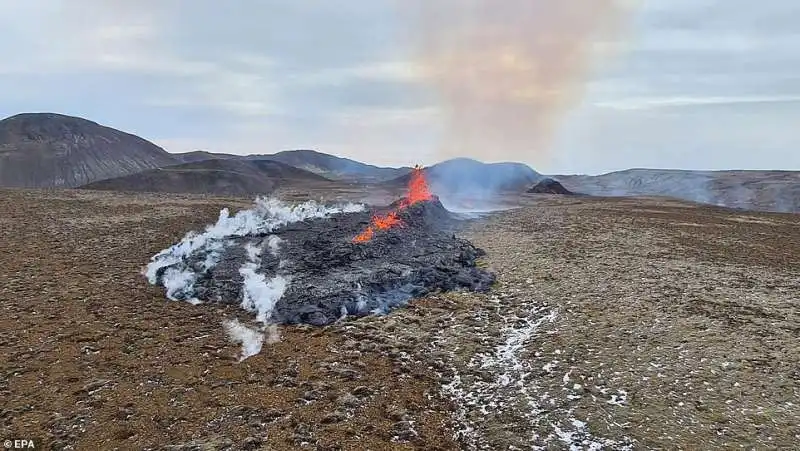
(527, 178), (574, 195)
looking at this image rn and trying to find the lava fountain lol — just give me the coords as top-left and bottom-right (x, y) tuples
(353, 165), (433, 243)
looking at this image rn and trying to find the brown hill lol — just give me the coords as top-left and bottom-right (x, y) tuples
(0, 113), (177, 188)
(81, 159), (333, 196)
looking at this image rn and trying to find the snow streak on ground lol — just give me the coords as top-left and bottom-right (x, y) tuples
(143, 197), (364, 360)
(432, 293), (635, 450)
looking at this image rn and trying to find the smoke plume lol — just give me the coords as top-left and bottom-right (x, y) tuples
(403, 0), (631, 167)
(144, 197), (364, 361)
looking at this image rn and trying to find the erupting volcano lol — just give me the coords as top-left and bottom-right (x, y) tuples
(353, 165), (432, 243)
(145, 171), (495, 329)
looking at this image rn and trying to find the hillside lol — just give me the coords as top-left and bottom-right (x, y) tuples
(82, 159), (331, 196)
(247, 149), (411, 182)
(0, 113), (177, 188)
(556, 168), (800, 213)
(170, 150), (238, 164)
(386, 157), (541, 193)
(166, 149), (411, 183)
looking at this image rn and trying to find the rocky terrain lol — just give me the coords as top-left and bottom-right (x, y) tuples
(527, 178), (575, 195)
(81, 159), (336, 197)
(146, 196), (494, 328)
(1, 187), (797, 450)
(0, 113), (177, 188)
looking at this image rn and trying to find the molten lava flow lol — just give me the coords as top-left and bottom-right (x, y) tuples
(353, 165), (432, 243)
(352, 211), (402, 243)
(352, 226), (374, 243)
(374, 211), (402, 229)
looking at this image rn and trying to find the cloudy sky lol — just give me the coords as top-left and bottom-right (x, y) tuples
(1, 0), (798, 174)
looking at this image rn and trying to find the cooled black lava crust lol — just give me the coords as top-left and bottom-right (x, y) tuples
(176, 198), (495, 326)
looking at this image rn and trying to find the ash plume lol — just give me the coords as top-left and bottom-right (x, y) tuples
(402, 0), (631, 167)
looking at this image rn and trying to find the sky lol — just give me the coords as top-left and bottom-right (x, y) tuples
(1, 0), (799, 174)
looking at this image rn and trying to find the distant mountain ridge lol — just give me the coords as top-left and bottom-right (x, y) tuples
(2, 112), (797, 213)
(0, 113), (177, 188)
(83, 158), (331, 196)
(555, 168), (800, 213)
(171, 150), (239, 164)
(172, 149), (410, 182)
(252, 149), (411, 182)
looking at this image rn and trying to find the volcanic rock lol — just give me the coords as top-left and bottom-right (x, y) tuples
(527, 178), (574, 195)
(157, 198), (495, 326)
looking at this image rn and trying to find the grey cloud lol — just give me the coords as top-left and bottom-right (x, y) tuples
(547, 0), (800, 172)
(1, 0), (798, 172)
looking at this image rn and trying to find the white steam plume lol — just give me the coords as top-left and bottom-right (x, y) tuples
(239, 240), (290, 324)
(223, 319), (265, 361)
(267, 235), (283, 256)
(144, 197), (364, 361)
(144, 197), (364, 286)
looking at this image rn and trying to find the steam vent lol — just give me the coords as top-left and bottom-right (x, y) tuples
(145, 168), (495, 326)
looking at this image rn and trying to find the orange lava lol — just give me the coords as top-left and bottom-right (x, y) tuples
(352, 165), (432, 243)
(399, 165), (434, 207)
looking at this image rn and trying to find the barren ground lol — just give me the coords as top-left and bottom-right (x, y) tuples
(1, 189), (798, 450)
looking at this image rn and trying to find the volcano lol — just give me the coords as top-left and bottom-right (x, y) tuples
(527, 178), (574, 195)
(145, 170), (495, 327)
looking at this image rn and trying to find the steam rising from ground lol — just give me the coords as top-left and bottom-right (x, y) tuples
(144, 197), (364, 360)
(403, 0), (630, 166)
(222, 319), (264, 361)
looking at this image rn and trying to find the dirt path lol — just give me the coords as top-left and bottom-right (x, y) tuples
(1, 189), (798, 450)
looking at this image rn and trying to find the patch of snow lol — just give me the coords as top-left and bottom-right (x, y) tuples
(551, 418), (633, 451)
(607, 390), (628, 407)
(433, 298), (635, 449)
